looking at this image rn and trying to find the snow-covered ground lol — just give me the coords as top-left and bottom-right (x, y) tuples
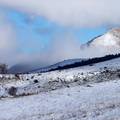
(0, 57), (120, 119)
(1, 80), (120, 120)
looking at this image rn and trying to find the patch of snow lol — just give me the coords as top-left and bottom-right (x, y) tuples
(0, 80), (120, 120)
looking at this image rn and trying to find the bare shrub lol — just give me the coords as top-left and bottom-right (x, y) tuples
(8, 87), (17, 96)
(34, 79), (39, 83)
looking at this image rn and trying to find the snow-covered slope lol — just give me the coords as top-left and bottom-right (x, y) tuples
(1, 80), (120, 120)
(88, 28), (120, 47)
(0, 56), (120, 119)
(1, 57), (120, 98)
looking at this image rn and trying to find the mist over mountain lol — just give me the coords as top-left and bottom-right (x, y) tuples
(9, 28), (120, 73)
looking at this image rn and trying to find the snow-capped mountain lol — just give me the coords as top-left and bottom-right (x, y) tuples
(79, 28), (120, 58)
(87, 28), (120, 47)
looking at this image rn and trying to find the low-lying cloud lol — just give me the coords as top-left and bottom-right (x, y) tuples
(0, 13), (82, 68)
(13, 34), (82, 67)
(0, 12), (18, 65)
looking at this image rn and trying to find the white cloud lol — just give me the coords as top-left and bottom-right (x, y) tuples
(0, 13), (18, 65)
(0, 0), (120, 27)
(14, 33), (81, 67)
(47, 33), (81, 63)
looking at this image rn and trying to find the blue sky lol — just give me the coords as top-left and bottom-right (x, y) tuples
(4, 9), (108, 54)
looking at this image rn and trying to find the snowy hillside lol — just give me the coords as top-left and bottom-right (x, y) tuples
(0, 56), (120, 119)
(1, 80), (120, 120)
(88, 28), (120, 47)
(1, 57), (120, 98)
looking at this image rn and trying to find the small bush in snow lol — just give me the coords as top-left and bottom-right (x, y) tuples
(34, 79), (39, 83)
(8, 87), (17, 96)
(83, 78), (87, 82)
(15, 74), (20, 80)
(31, 76), (34, 79)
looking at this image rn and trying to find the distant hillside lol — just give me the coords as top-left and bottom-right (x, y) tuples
(29, 58), (84, 73)
(8, 59), (83, 74)
(47, 53), (120, 72)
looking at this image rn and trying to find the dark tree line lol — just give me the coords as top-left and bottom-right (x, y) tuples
(48, 53), (120, 72)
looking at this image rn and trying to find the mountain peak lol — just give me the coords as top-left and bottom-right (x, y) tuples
(88, 28), (120, 47)
(108, 28), (120, 39)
